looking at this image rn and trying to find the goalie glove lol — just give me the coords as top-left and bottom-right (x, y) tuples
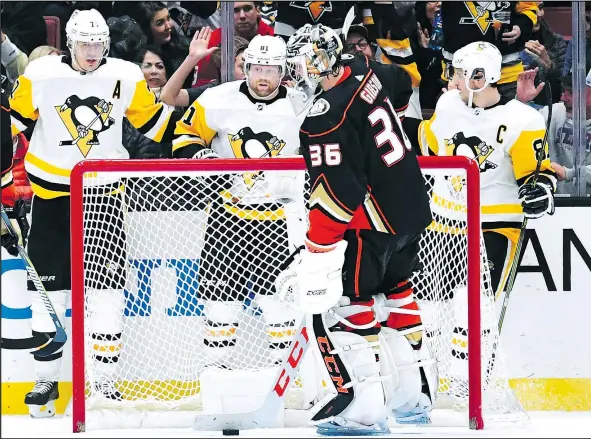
(275, 240), (348, 314)
(518, 176), (555, 219)
(1, 200), (30, 257)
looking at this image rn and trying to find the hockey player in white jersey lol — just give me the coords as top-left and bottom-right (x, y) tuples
(9, 9), (173, 417)
(417, 41), (556, 394)
(172, 35), (309, 405)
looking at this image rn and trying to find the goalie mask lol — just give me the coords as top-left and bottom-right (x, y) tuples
(451, 41), (502, 107)
(243, 35), (286, 98)
(66, 9), (110, 72)
(286, 23), (343, 95)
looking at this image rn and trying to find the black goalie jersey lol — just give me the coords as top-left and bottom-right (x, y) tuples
(299, 60), (432, 248)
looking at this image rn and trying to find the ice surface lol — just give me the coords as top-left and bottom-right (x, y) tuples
(1, 412), (590, 438)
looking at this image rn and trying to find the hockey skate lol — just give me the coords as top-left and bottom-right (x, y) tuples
(393, 393), (433, 425)
(316, 417), (391, 436)
(25, 380), (59, 418)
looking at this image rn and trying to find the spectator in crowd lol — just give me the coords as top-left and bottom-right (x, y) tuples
(1, 2), (48, 55)
(547, 64), (591, 196)
(343, 24), (375, 60)
(518, 60), (591, 196)
(1, 30), (28, 83)
(161, 1), (219, 39)
(520, 2), (566, 105)
(161, 27), (249, 108)
(28, 46), (61, 63)
(194, 1), (274, 87)
(123, 45), (179, 159)
(563, 3), (591, 76)
(107, 15), (148, 62)
(127, 2), (191, 86)
(342, 23), (414, 121)
(412, 1), (444, 109)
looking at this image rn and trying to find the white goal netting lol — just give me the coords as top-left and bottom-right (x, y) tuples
(71, 158), (527, 431)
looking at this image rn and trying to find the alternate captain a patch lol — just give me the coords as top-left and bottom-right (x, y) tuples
(55, 95), (115, 157)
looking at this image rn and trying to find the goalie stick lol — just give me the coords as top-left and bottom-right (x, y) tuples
(0, 207), (68, 356)
(193, 320), (311, 431)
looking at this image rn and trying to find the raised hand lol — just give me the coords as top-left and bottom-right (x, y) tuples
(188, 26), (219, 63)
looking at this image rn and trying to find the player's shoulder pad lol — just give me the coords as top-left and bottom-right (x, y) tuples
(103, 57), (145, 81)
(505, 98), (547, 129)
(300, 91), (348, 134)
(434, 88), (461, 111)
(23, 55), (64, 80)
(196, 80), (242, 108)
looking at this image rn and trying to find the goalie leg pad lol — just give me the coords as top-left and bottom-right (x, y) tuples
(379, 327), (438, 424)
(31, 289), (68, 380)
(310, 298), (388, 432)
(203, 300), (242, 366)
(372, 285), (438, 425)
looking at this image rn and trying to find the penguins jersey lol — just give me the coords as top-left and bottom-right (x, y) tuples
(9, 55), (173, 199)
(173, 80), (307, 207)
(299, 62), (432, 249)
(418, 89), (556, 230)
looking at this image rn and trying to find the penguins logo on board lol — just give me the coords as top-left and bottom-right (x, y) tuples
(55, 95), (115, 157)
(228, 127), (287, 188)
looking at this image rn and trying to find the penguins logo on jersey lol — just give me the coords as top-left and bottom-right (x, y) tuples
(445, 132), (497, 192)
(228, 127), (287, 188)
(290, 1), (332, 22)
(460, 1), (511, 35)
(55, 95), (115, 157)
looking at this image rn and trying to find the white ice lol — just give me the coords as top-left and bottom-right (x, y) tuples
(2, 412), (590, 438)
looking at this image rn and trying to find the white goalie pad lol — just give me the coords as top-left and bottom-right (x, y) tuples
(306, 301), (388, 428)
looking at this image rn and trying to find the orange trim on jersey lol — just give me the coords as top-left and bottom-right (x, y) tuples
(368, 191), (396, 234)
(355, 230), (363, 298)
(1, 105), (10, 112)
(301, 68), (371, 138)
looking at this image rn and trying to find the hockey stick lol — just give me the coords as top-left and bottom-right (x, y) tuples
(193, 321), (310, 431)
(498, 80), (553, 335)
(1, 207), (68, 357)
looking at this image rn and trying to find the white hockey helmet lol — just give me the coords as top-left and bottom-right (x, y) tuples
(286, 23), (343, 90)
(66, 9), (110, 62)
(243, 35), (287, 78)
(451, 41), (502, 105)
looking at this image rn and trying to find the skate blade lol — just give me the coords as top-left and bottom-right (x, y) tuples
(316, 421), (390, 436)
(29, 400), (56, 418)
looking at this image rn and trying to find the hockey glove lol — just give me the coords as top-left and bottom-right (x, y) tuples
(518, 177), (555, 219)
(275, 240), (348, 314)
(1, 200), (29, 257)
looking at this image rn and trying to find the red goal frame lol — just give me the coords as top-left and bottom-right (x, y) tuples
(69, 156), (482, 432)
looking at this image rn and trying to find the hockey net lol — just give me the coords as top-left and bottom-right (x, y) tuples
(70, 157), (527, 432)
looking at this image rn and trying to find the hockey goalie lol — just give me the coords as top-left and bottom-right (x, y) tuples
(275, 23), (440, 436)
